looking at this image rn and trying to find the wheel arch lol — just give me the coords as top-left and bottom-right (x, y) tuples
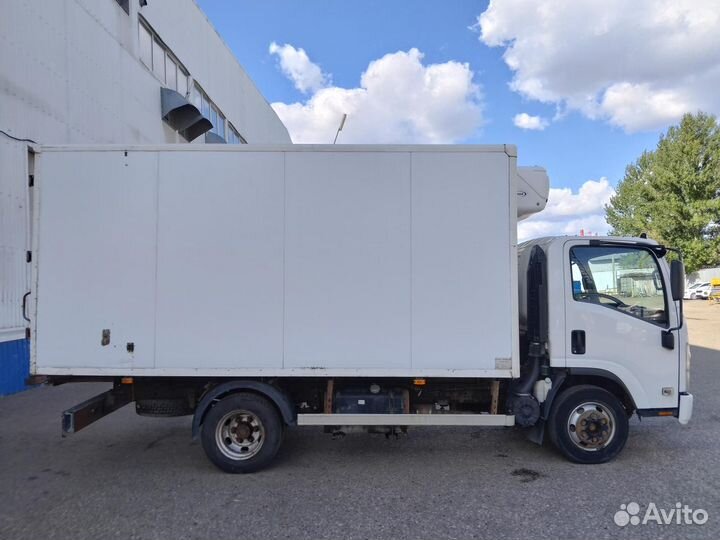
(192, 380), (296, 440)
(543, 368), (637, 420)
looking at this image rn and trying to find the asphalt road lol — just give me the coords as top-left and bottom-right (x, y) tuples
(1, 314), (719, 539)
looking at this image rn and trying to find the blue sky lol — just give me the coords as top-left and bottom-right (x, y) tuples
(196, 0), (717, 238)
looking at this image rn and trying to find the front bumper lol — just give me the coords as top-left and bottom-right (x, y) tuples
(678, 392), (694, 425)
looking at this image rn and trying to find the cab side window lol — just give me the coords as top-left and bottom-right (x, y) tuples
(570, 246), (668, 326)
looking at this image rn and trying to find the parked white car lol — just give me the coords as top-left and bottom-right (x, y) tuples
(684, 282), (704, 299)
(690, 282), (711, 299)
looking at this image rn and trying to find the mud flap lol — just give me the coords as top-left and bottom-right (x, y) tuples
(525, 418), (545, 445)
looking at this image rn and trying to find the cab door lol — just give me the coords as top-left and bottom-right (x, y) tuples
(563, 240), (680, 410)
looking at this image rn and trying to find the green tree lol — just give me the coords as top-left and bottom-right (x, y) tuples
(606, 112), (720, 273)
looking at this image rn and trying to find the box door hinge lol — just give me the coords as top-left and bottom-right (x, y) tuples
(26, 251), (32, 263)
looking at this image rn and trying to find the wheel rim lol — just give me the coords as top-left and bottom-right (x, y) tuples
(215, 409), (265, 460)
(567, 401), (616, 451)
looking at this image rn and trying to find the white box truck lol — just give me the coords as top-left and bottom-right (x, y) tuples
(26, 144), (693, 472)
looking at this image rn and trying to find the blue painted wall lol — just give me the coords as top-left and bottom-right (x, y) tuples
(0, 338), (30, 396)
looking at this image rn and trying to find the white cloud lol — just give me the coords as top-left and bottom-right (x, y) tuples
(270, 47), (483, 143)
(600, 83), (691, 131)
(269, 42), (330, 94)
(476, 0), (720, 132)
(518, 178), (615, 241)
(513, 112), (548, 131)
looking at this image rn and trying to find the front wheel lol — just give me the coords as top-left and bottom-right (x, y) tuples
(548, 385), (629, 464)
(201, 392), (283, 473)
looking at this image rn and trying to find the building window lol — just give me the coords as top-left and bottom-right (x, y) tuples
(217, 114), (226, 139)
(191, 83), (202, 110)
(139, 23), (152, 68)
(177, 70), (189, 97)
(152, 38), (165, 80)
(166, 57), (177, 91)
(186, 70), (246, 143)
(209, 106), (218, 130)
(139, 18), (190, 96)
(114, 0), (129, 14)
(192, 83), (233, 140)
(227, 123), (247, 144)
(201, 96), (211, 119)
(139, 17), (241, 143)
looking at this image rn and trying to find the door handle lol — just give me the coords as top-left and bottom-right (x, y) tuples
(22, 291), (31, 323)
(571, 330), (586, 354)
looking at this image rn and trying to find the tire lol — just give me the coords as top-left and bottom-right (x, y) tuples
(548, 385), (629, 464)
(201, 392), (283, 473)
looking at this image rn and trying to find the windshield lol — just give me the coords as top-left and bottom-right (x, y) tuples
(570, 246), (668, 326)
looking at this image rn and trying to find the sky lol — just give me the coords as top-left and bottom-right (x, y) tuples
(196, 0), (720, 240)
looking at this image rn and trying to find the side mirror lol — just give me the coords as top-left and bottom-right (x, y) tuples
(670, 260), (685, 301)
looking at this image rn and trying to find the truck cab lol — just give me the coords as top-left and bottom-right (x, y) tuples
(518, 235), (692, 461)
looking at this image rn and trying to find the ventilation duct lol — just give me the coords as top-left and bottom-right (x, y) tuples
(160, 87), (212, 142)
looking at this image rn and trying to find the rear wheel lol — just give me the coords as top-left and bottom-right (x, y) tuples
(201, 392), (283, 473)
(548, 385), (629, 464)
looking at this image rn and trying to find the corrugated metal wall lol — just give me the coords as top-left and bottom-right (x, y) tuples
(0, 339), (29, 396)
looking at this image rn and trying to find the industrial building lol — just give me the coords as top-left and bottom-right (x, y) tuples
(0, 0), (291, 394)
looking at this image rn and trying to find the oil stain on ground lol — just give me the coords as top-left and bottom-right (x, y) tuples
(511, 468), (544, 482)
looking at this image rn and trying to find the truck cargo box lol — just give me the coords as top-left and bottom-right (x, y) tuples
(31, 145), (522, 378)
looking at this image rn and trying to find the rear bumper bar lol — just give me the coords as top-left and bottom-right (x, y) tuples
(62, 385), (133, 435)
